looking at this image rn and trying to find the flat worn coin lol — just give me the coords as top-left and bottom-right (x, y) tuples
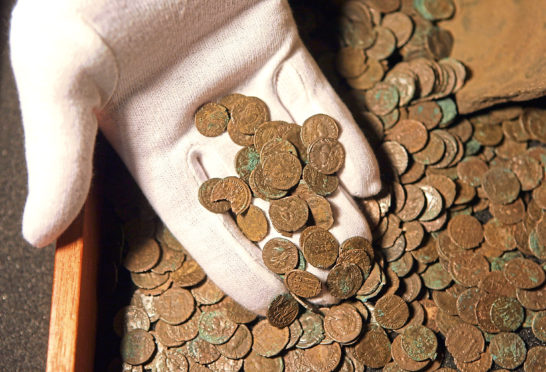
(391, 335), (430, 372)
(308, 138), (345, 175)
(503, 257), (545, 289)
(338, 249), (372, 278)
(399, 272), (422, 303)
(252, 319), (289, 357)
(216, 324), (252, 360)
(262, 238), (299, 274)
(218, 93), (245, 111)
(130, 271), (169, 290)
(512, 154), (544, 191)
(364, 82), (399, 116)
(195, 102), (229, 137)
(261, 153), (301, 190)
(285, 319), (303, 349)
(114, 306), (151, 337)
(191, 278), (224, 305)
(337, 46), (367, 78)
(296, 311), (325, 349)
(382, 12), (414, 47)
(185, 336), (220, 365)
(385, 70), (416, 107)
(198, 178), (232, 214)
(198, 310), (238, 345)
(489, 332), (527, 369)
(445, 323), (483, 363)
(267, 293), (299, 329)
(421, 262), (452, 290)
(448, 251), (489, 287)
(326, 262), (363, 299)
(390, 252), (414, 277)
(418, 185), (443, 221)
(303, 343), (342, 372)
(243, 351), (283, 372)
(249, 166), (287, 201)
(302, 165), (339, 196)
(340, 236), (375, 261)
(210, 176), (252, 215)
(476, 293), (501, 333)
(521, 108), (546, 142)
(447, 214), (483, 249)
(382, 140), (409, 175)
(524, 346), (546, 372)
(269, 196), (309, 232)
(222, 297), (257, 324)
(171, 258), (206, 287)
(366, 26), (397, 60)
(386, 119), (429, 153)
(304, 194), (334, 230)
(413, 132), (446, 166)
(151, 243), (185, 275)
(532, 311), (546, 341)
(231, 96), (269, 135)
(408, 101), (442, 129)
(489, 198), (525, 225)
(397, 185), (425, 221)
(285, 270), (322, 298)
(301, 114), (339, 148)
(236, 205), (268, 242)
(227, 118), (255, 147)
(353, 324), (391, 368)
(454, 348), (492, 372)
(401, 324), (437, 361)
(234, 146), (260, 183)
(323, 303), (362, 344)
(478, 271), (516, 298)
(301, 227), (339, 269)
(482, 167), (521, 205)
(457, 157), (488, 187)
(403, 221), (425, 251)
(253, 121), (288, 152)
(124, 238), (161, 273)
(346, 58), (384, 90)
(374, 294), (409, 330)
(260, 138), (297, 160)
(490, 296), (524, 332)
(423, 174), (456, 207)
(155, 287), (195, 325)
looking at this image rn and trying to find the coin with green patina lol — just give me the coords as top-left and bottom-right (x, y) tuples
(490, 296), (524, 332)
(198, 310), (238, 345)
(489, 332), (527, 369)
(401, 324), (438, 361)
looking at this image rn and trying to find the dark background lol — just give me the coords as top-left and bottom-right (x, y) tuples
(0, 0), (55, 370)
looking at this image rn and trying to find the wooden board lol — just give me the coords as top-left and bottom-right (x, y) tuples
(46, 188), (100, 372)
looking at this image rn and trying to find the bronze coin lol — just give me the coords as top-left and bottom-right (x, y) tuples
(422, 262), (452, 290)
(244, 351), (283, 372)
(401, 159), (426, 183)
(186, 336), (220, 365)
(353, 324), (392, 369)
(478, 270), (517, 298)
(399, 272), (423, 303)
(483, 218), (517, 252)
(262, 238), (299, 274)
(403, 221), (425, 251)
(231, 96), (269, 135)
(489, 198), (525, 225)
(284, 270), (322, 298)
(401, 324), (437, 362)
(366, 26), (397, 60)
(382, 140), (409, 175)
(490, 296), (524, 332)
(304, 194), (334, 230)
(198, 310), (238, 345)
(191, 278), (224, 305)
(482, 167), (521, 205)
(524, 346), (546, 372)
(301, 114), (339, 148)
(269, 196), (309, 232)
(408, 101), (442, 129)
(198, 178), (231, 213)
(504, 257), (546, 290)
(252, 319), (289, 357)
(303, 343), (342, 372)
(171, 258), (206, 287)
(456, 287), (481, 325)
(386, 119), (429, 153)
(236, 205), (268, 242)
(447, 214), (483, 249)
(260, 138), (297, 160)
(130, 271), (169, 290)
(266, 293), (299, 329)
(337, 46), (367, 78)
(340, 236), (375, 261)
(397, 184), (425, 221)
(234, 146), (260, 183)
(457, 157), (488, 187)
(261, 152), (302, 190)
(448, 251), (489, 287)
(155, 287), (195, 325)
(324, 303), (362, 344)
(374, 294), (409, 330)
(248, 166), (287, 201)
(222, 297), (257, 324)
(120, 329), (156, 366)
(382, 12), (414, 47)
(516, 283), (546, 311)
(489, 332), (527, 369)
(532, 311), (546, 342)
(301, 227), (339, 269)
(338, 248), (372, 278)
(445, 323), (484, 363)
(123, 237), (161, 273)
(308, 138), (345, 175)
(195, 102), (229, 137)
(454, 348), (492, 372)
(418, 184), (443, 221)
(391, 335), (430, 371)
(476, 293), (501, 333)
(326, 262), (363, 299)
(216, 323), (251, 359)
(423, 174), (456, 208)
(302, 165), (339, 196)
(210, 176), (252, 215)
(227, 117), (255, 147)
(346, 58), (385, 90)
(297, 311), (325, 349)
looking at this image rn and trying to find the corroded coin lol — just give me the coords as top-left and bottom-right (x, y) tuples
(503, 257), (545, 289)
(120, 329), (156, 366)
(198, 310), (238, 345)
(532, 311), (546, 342)
(191, 278), (224, 305)
(482, 167), (521, 205)
(445, 323), (483, 362)
(338, 248), (372, 278)
(386, 119), (429, 153)
(252, 319), (289, 357)
(456, 287), (481, 325)
(301, 227), (339, 269)
(155, 287), (195, 325)
(490, 296), (524, 332)
(171, 258), (206, 287)
(210, 176), (252, 215)
(489, 332), (527, 369)
(374, 295), (409, 330)
(269, 196), (309, 232)
(123, 238), (161, 273)
(448, 251), (489, 287)
(296, 311), (325, 349)
(261, 238), (299, 274)
(304, 194), (334, 230)
(302, 165), (339, 196)
(401, 324), (437, 361)
(301, 114), (340, 148)
(260, 138), (297, 160)
(391, 335), (430, 371)
(185, 336), (220, 364)
(261, 152), (302, 190)
(323, 303), (362, 344)
(326, 262), (363, 299)
(447, 214), (483, 249)
(308, 138), (345, 175)
(284, 270), (322, 298)
(524, 346), (546, 372)
(113, 306), (151, 337)
(266, 293), (299, 329)
(198, 178), (232, 214)
(353, 324), (391, 369)
(231, 96), (269, 135)
(382, 12), (414, 47)
(195, 102), (229, 137)
(235, 146), (260, 183)
(235, 205), (268, 242)
(216, 324), (252, 360)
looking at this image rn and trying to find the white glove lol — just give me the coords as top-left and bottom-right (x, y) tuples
(10, 0), (381, 315)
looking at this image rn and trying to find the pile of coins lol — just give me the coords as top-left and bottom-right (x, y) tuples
(103, 1), (546, 370)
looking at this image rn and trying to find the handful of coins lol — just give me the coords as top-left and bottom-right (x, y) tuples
(196, 93), (380, 326)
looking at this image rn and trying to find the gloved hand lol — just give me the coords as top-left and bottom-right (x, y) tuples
(10, 0), (381, 315)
